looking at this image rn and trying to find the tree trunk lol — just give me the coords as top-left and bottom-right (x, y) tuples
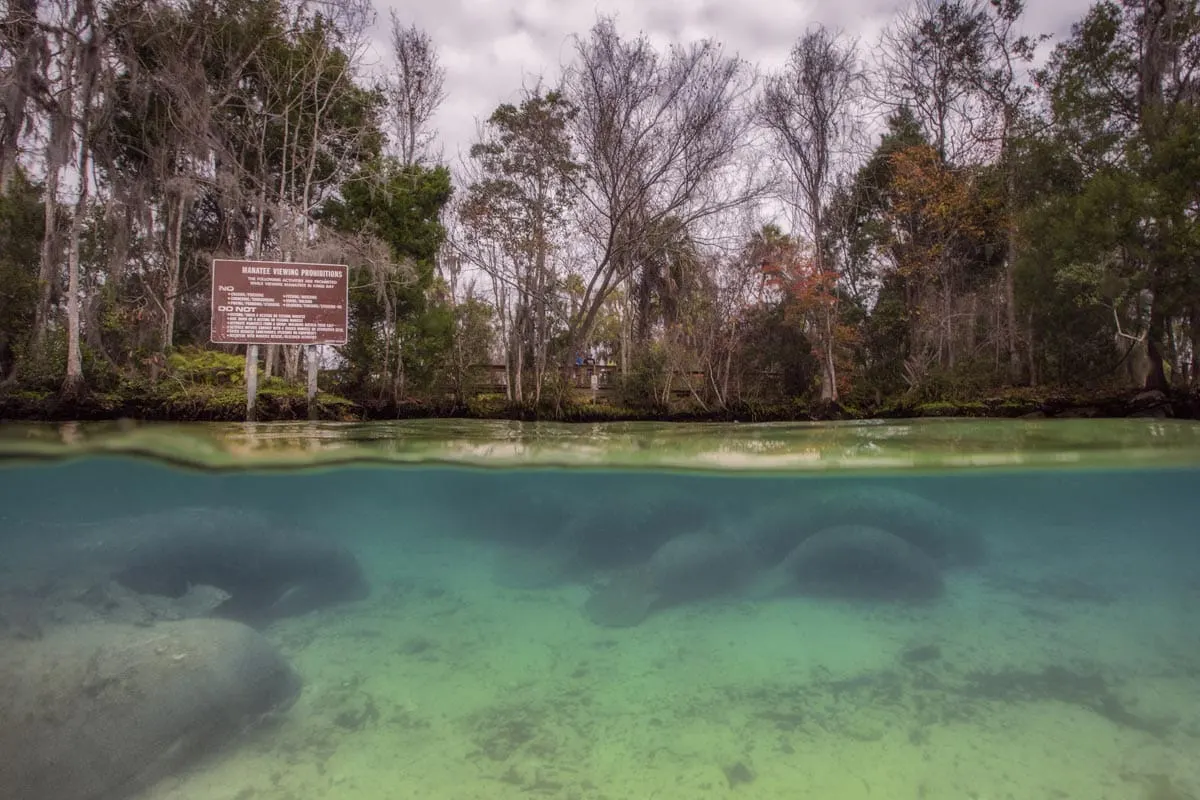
(245, 344), (259, 421)
(62, 148), (89, 397)
(1143, 300), (1169, 391)
(381, 290), (398, 399)
(511, 320), (524, 403)
(620, 282), (631, 376)
(306, 345), (320, 419)
(284, 344), (302, 383)
(822, 303), (838, 402)
(31, 159), (61, 361)
(1027, 314), (1038, 387)
(30, 72), (73, 363)
(64, 10), (101, 397)
(394, 331), (406, 399)
(107, 198), (131, 285)
(161, 190), (187, 353)
(1137, 0), (1174, 394)
(1165, 315), (1181, 387)
(1004, 171), (1021, 384)
(532, 230), (547, 405)
(944, 281), (956, 370)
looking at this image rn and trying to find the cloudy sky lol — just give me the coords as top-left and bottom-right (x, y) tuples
(362, 0), (1098, 166)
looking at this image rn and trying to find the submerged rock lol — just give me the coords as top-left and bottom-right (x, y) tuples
(0, 578), (235, 637)
(0, 618), (301, 800)
(0, 587), (44, 640)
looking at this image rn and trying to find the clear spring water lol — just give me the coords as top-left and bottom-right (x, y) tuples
(1, 419), (1198, 800)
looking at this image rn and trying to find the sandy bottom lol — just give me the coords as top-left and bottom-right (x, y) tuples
(140, 523), (1200, 800)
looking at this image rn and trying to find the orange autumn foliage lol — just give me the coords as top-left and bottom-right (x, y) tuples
(886, 144), (992, 281)
(758, 238), (858, 398)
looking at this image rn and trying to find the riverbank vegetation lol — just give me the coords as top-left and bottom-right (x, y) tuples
(1, 0), (1197, 421)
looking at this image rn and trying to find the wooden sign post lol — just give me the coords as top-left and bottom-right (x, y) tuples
(210, 260), (349, 421)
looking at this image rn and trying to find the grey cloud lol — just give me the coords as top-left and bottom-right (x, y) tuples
(374, 0), (1095, 167)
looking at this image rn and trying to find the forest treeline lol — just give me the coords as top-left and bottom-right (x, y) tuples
(0, 0), (1197, 419)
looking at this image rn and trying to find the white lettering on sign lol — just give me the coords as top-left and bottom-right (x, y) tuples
(211, 259), (349, 345)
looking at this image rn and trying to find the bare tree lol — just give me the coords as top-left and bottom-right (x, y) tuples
(457, 86), (578, 402)
(760, 25), (862, 401)
(561, 17), (766, 401)
(874, 0), (989, 163)
(385, 11), (445, 166)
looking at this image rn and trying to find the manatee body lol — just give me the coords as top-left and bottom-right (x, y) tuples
(0, 618), (302, 800)
(74, 506), (370, 626)
(492, 489), (736, 590)
(767, 524), (946, 602)
(749, 487), (986, 568)
(584, 529), (759, 627)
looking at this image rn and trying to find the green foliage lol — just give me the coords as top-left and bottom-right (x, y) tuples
(464, 392), (510, 417)
(826, 107), (930, 295)
(400, 299), (456, 394)
(449, 296), (496, 394)
(613, 346), (671, 411)
(10, 330), (68, 393)
(858, 278), (911, 397)
(322, 159), (454, 398)
(903, 359), (1005, 404)
(736, 304), (820, 401)
(1014, 153), (1127, 385)
(0, 170), (43, 378)
(10, 327), (120, 395)
(1025, 0), (1200, 388)
(913, 401), (988, 417)
(464, 89), (579, 253)
(166, 347), (245, 386)
(325, 160), (452, 274)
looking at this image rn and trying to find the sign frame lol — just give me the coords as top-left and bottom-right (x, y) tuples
(209, 258), (350, 346)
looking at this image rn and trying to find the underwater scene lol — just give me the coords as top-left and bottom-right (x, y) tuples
(1, 420), (1200, 800)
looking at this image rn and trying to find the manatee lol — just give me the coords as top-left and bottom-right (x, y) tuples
(759, 524), (945, 602)
(70, 506), (371, 626)
(0, 618), (302, 800)
(748, 487), (986, 568)
(583, 528), (760, 627)
(490, 530), (586, 590)
(493, 488), (736, 591)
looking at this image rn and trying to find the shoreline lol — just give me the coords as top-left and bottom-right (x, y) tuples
(1, 387), (1195, 424)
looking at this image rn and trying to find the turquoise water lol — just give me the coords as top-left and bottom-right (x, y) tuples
(2, 426), (1200, 799)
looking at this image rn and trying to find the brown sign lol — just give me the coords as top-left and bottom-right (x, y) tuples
(210, 259), (349, 345)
